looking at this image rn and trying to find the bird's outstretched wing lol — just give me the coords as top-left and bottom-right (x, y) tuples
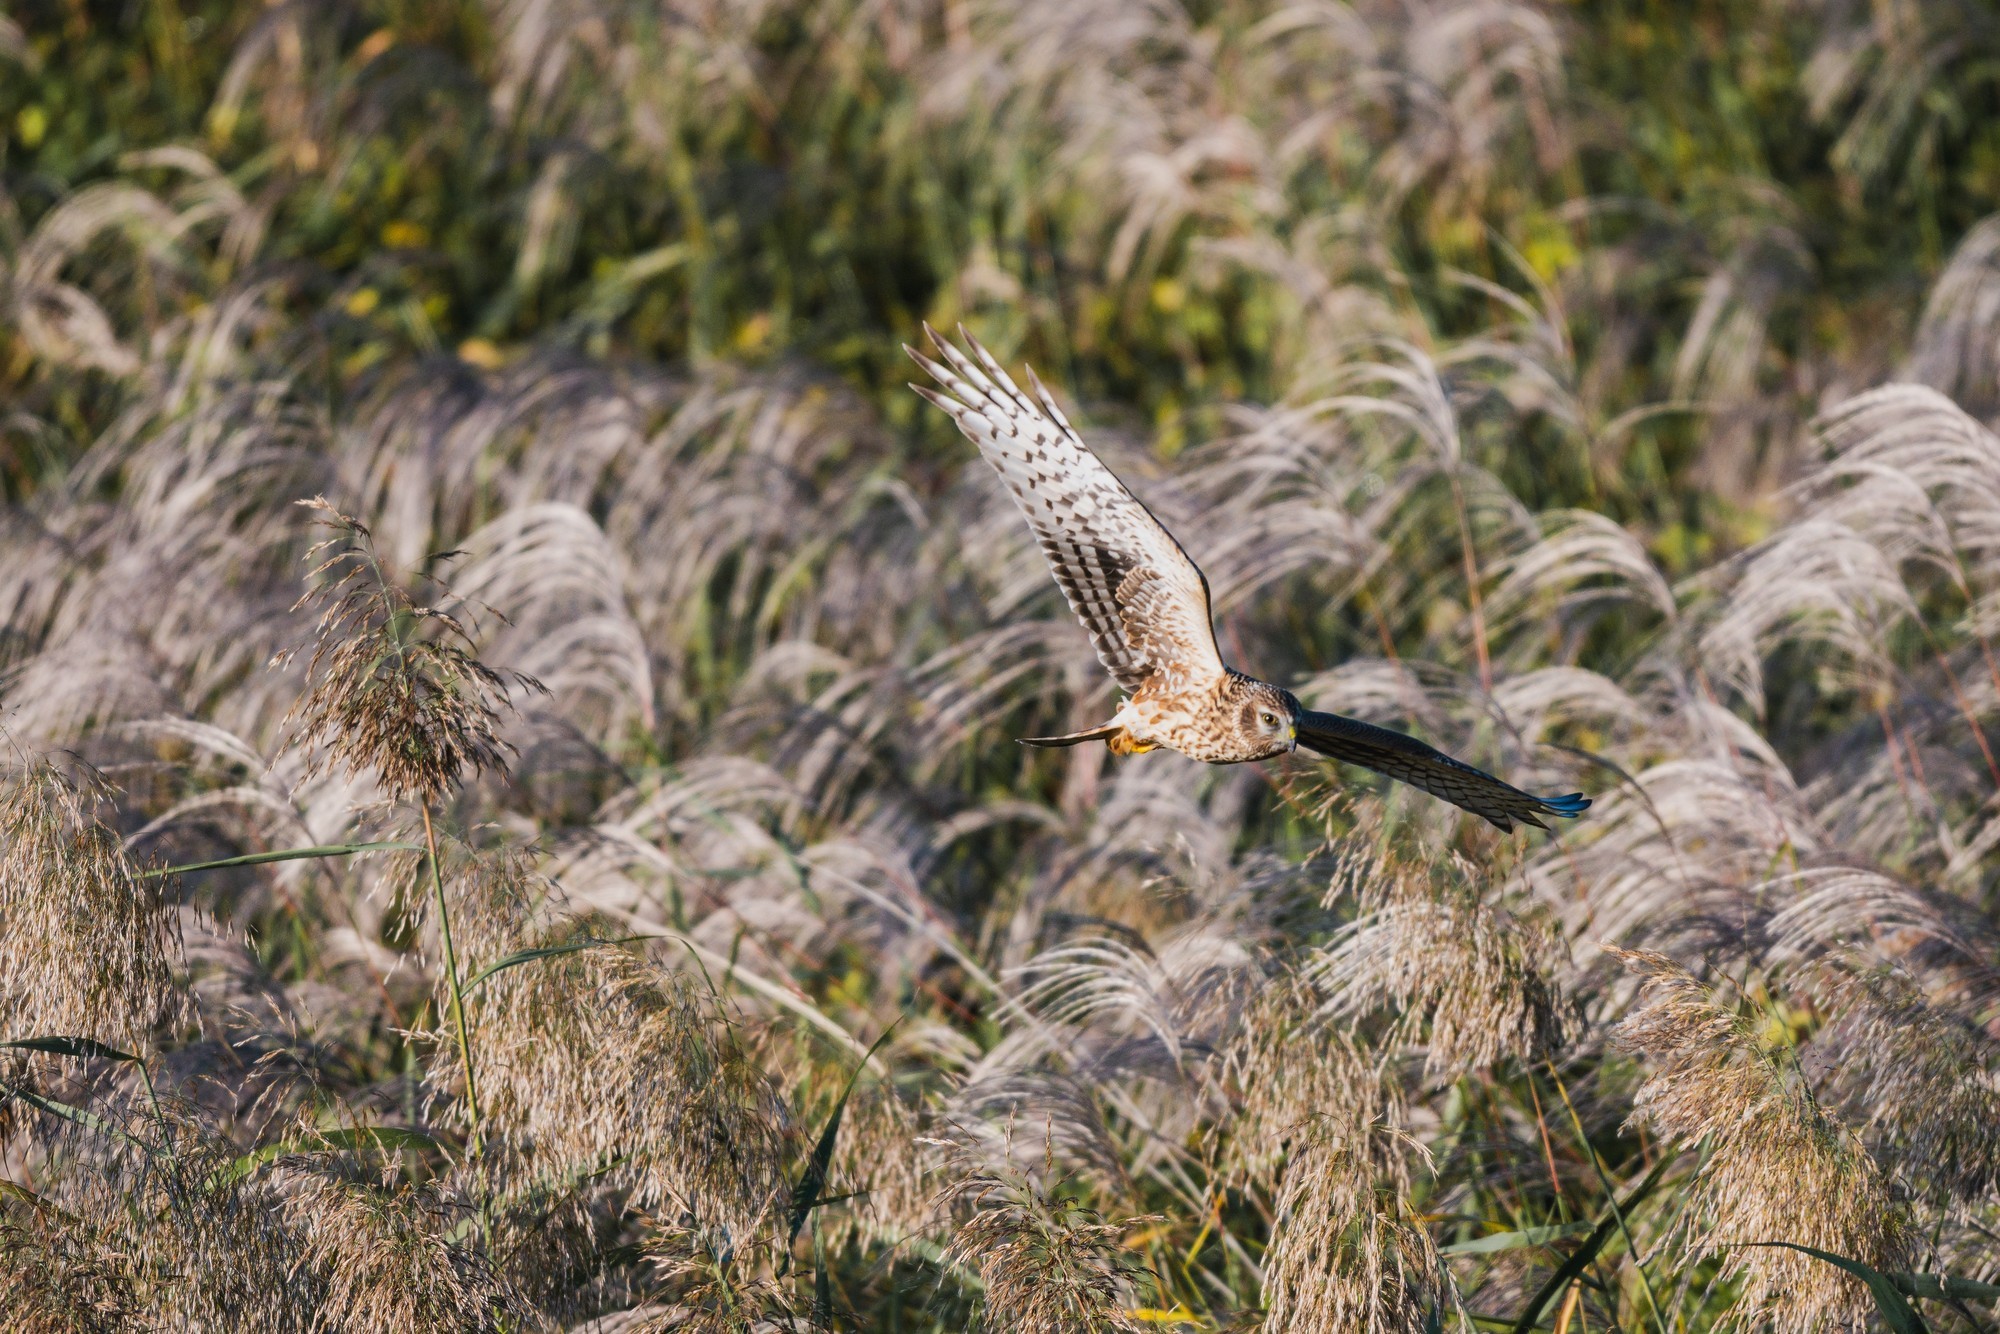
(1296, 710), (1589, 832)
(907, 327), (1226, 696)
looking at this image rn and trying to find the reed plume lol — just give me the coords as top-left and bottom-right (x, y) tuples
(1261, 1121), (1455, 1334)
(0, 759), (189, 1049)
(1611, 947), (1913, 1334)
(277, 497), (539, 1158)
(279, 498), (532, 808)
(929, 1130), (1158, 1334)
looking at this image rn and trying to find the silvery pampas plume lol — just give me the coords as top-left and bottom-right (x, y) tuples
(1611, 948), (1913, 1333)
(9, 1095), (535, 1332)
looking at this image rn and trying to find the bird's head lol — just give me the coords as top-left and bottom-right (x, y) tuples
(1239, 682), (1301, 757)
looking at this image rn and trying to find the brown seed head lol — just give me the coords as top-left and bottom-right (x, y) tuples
(277, 498), (539, 806)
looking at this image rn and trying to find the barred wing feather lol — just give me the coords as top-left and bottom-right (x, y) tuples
(907, 327), (1227, 698)
(1297, 710), (1590, 832)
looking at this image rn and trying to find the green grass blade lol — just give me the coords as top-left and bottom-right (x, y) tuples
(814, 1219), (834, 1325)
(785, 1019), (903, 1269)
(0, 1178), (60, 1215)
(2, 1036), (145, 1065)
(0, 1082), (144, 1151)
(1442, 1221), (1594, 1256)
(218, 1125), (443, 1185)
(1510, 1154), (1673, 1334)
(463, 935), (662, 995)
(140, 841), (423, 880)
(1891, 1272), (2000, 1303)
(1745, 1243), (1929, 1334)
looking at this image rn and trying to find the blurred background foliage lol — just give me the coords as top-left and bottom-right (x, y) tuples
(9, 0), (1999, 532)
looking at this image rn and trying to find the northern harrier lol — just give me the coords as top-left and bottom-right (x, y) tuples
(908, 327), (1589, 833)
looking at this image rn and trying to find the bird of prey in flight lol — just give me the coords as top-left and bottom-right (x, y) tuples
(907, 326), (1588, 833)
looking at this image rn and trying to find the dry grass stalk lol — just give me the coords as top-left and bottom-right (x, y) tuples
(277, 497), (541, 1157)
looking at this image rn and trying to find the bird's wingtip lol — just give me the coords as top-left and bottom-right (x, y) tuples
(1540, 792), (1591, 818)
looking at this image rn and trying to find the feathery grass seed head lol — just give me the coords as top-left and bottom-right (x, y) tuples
(280, 1157), (537, 1333)
(929, 1132), (1157, 1334)
(0, 759), (189, 1048)
(1610, 947), (1913, 1334)
(278, 498), (538, 805)
(1261, 1119), (1453, 1334)
(1314, 862), (1575, 1077)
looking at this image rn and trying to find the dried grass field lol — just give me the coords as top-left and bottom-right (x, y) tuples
(5, 1), (2000, 1330)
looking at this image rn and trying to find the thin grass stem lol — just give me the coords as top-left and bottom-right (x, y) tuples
(422, 804), (482, 1159)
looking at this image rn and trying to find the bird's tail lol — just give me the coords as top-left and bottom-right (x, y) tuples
(1019, 723), (1122, 749)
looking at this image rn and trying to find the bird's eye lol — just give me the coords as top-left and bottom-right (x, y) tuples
(1260, 711), (1276, 727)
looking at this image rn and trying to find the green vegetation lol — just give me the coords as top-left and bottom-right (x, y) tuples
(3, 1), (2000, 1329)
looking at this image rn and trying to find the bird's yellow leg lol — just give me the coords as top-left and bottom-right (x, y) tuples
(1107, 731), (1157, 756)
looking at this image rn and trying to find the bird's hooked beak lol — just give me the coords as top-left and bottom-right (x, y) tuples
(1287, 720), (1298, 752)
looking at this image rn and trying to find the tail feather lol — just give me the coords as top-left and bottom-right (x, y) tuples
(1020, 724), (1122, 749)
